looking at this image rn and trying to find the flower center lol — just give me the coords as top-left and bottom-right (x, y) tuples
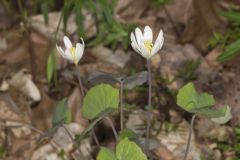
(70, 47), (77, 64)
(144, 41), (153, 54)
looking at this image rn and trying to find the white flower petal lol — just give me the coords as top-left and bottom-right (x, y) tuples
(151, 30), (164, 56)
(63, 36), (72, 49)
(64, 49), (74, 63)
(143, 26), (153, 42)
(130, 32), (141, 52)
(56, 44), (67, 58)
(131, 42), (142, 55)
(76, 39), (84, 63)
(139, 40), (150, 59)
(135, 27), (143, 45)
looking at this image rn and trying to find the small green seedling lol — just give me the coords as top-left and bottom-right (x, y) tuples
(177, 82), (232, 160)
(88, 71), (148, 130)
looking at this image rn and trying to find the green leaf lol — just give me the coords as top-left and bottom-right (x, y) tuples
(123, 71), (148, 90)
(191, 106), (226, 118)
(217, 39), (240, 62)
(97, 147), (117, 160)
(52, 98), (72, 128)
(197, 93), (215, 108)
(82, 84), (119, 120)
(177, 82), (215, 111)
(63, 0), (74, 31)
(220, 10), (240, 26)
(116, 138), (147, 160)
(176, 82), (198, 110)
(38, 0), (49, 24)
(177, 83), (232, 123)
(74, 0), (85, 37)
(119, 128), (137, 140)
(211, 105), (232, 124)
(47, 52), (56, 84)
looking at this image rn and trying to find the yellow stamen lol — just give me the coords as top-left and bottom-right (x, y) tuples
(144, 41), (153, 54)
(70, 47), (77, 64)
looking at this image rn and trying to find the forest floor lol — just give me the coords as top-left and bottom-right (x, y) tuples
(0, 0), (240, 159)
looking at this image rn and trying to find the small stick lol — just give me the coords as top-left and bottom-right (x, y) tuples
(183, 114), (196, 160)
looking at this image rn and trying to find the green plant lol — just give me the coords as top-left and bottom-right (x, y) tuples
(208, 10), (240, 62)
(177, 82), (232, 160)
(97, 138), (147, 160)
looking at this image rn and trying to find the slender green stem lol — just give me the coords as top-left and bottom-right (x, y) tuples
(145, 59), (152, 149)
(105, 117), (118, 142)
(184, 115), (196, 160)
(75, 65), (85, 97)
(120, 81), (124, 130)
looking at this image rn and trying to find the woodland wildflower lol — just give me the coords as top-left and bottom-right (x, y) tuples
(130, 26), (164, 59)
(56, 36), (84, 65)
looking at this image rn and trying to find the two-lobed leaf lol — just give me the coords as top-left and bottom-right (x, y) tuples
(82, 84), (119, 120)
(97, 138), (147, 160)
(177, 82), (232, 123)
(97, 147), (117, 160)
(116, 138), (148, 160)
(211, 105), (232, 124)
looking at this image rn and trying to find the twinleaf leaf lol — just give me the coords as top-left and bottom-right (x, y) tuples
(177, 83), (214, 111)
(52, 98), (72, 128)
(116, 138), (148, 160)
(177, 82), (232, 123)
(97, 147), (117, 160)
(88, 71), (124, 85)
(97, 138), (147, 160)
(119, 128), (137, 140)
(123, 71), (148, 89)
(88, 71), (147, 89)
(211, 105), (232, 124)
(82, 84), (119, 120)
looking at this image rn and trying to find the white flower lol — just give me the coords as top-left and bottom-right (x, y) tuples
(130, 26), (164, 59)
(56, 36), (85, 65)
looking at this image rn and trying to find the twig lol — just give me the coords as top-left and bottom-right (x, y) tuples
(120, 81), (124, 130)
(105, 117), (118, 142)
(183, 114), (196, 160)
(61, 124), (83, 156)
